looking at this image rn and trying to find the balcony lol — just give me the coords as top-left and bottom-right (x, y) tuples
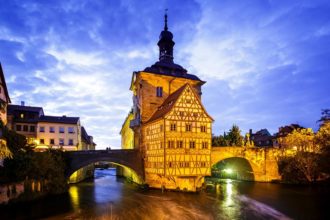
(130, 118), (140, 129)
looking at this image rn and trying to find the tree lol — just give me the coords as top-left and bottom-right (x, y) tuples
(318, 109), (330, 126)
(315, 121), (330, 176)
(227, 125), (243, 146)
(212, 134), (228, 146)
(278, 128), (316, 153)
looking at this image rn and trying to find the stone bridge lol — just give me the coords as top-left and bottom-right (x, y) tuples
(64, 149), (144, 179)
(211, 147), (281, 182)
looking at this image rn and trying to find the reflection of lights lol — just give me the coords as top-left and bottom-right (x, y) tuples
(224, 168), (233, 174)
(225, 179), (233, 206)
(69, 185), (79, 209)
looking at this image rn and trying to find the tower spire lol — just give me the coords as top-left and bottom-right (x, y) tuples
(164, 9), (168, 31)
(158, 9), (175, 63)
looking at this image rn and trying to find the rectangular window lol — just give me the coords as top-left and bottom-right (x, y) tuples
(200, 125), (207, 133)
(179, 111), (184, 117)
(68, 127), (75, 134)
(68, 139), (74, 146)
(186, 123), (192, 132)
(50, 139), (55, 145)
(30, 126), (35, 132)
(201, 162), (206, 167)
(160, 125), (163, 132)
(156, 86), (163, 97)
(202, 142), (208, 149)
(23, 125), (28, 132)
(20, 113), (24, 119)
(59, 138), (64, 145)
(189, 141), (195, 149)
(40, 139), (44, 144)
(59, 127), (65, 133)
(177, 140), (183, 148)
(39, 126), (45, 132)
(16, 125), (22, 131)
(170, 123), (176, 131)
(49, 127), (55, 133)
(167, 140), (175, 149)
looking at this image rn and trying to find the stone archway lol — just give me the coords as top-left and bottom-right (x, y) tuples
(211, 147), (281, 182)
(64, 150), (144, 182)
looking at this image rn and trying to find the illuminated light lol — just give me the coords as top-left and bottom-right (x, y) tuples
(293, 146), (297, 150)
(224, 168), (233, 174)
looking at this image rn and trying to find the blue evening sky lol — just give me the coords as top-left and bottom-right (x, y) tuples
(0, 0), (329, 149)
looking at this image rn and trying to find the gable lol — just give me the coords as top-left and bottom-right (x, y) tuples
(165, 84), (213, 123)
(146, 83), (213, 124)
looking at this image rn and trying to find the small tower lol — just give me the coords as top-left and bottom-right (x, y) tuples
(157, 11), (175, 63)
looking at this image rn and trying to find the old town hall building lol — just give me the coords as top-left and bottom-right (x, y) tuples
(121, 14), (213, 191)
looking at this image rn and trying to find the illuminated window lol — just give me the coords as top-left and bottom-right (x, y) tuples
(20, 113), (24, 119)
(50, 139), (55, 145)
(40, 139), (45, 144)
(39, 126), (45, 132)
(186, 124), (192, 132)
(59, 127), (65, 133)
(156, 87), (163, 97)
(68, 139), (74, 146)
(49, 127), (55, 133)
(177, 140), (183, 148)
(23, 125), (28, 132)
(169, 162), (173, 168)
(160, 125), (163, 132)
(200, 162), (206, 167)
(170, 123), (176, 131)
(186, 99), (191, 104)
(168, 140), (175, 148)
(16, 125), (22, 131)
(201, 125), (207, 133)
(189, 141), (195, 149)
(30, 126), (35, 132)
(179, 111), (184, 117)
(59, 138), (64, 145)
(68, 127), (75, 134)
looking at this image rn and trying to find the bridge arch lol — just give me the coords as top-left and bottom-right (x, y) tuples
(64, 150), (144, 182)
(211, 147), (281, 182)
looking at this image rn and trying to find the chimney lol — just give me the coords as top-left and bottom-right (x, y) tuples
(21, 101), (25, 106)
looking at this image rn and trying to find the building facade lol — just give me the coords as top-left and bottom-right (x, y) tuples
(7, 103), (95, 182)
(122, 14), (213, 191)
(0, 63), (12, 165)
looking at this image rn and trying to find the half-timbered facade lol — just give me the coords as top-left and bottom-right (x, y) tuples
(143, 84), (212, 191)
(121, 13), (214, 191)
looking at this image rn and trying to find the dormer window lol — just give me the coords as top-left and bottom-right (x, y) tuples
(156, 87), (163, 97)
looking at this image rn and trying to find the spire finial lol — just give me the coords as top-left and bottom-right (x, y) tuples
(164, 9), (168, 31)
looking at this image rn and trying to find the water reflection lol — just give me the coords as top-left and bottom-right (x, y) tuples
(1, 169), (329, 220)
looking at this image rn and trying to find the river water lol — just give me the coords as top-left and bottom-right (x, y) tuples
(1, 169), (330, 220)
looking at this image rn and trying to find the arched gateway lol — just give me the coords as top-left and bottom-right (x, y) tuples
(64, 149), (144, 180)
(211, 147), (281, 182)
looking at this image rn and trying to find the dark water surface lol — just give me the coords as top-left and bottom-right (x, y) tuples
(1, 169), (330, 220)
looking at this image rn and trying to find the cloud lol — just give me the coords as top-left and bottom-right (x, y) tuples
(0, 0), (329, 148)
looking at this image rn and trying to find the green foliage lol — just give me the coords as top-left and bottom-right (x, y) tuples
(227, 125), (243, 146)
(278, 152), (321, 183)
(212, 134), (228, 146)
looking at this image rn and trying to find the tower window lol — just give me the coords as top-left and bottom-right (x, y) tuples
(156, 87), (163, 97)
